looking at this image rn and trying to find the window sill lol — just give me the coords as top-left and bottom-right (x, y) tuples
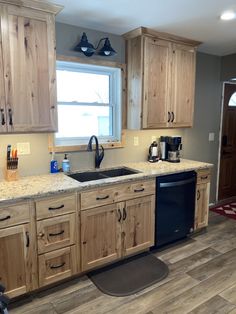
(48, 131), (126, 153)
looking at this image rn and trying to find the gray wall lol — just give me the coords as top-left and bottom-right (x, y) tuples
(183, 52), (222, 203)
(221, 53), (236, 81)
(56, 22), (125, 63)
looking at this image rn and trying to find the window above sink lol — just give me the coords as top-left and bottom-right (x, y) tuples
(48, 56), (126, 153)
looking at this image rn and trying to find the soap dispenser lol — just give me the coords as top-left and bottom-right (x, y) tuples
(62, 154), (70, 173)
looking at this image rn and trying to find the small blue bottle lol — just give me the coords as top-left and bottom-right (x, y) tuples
(50, 153), (58, 173)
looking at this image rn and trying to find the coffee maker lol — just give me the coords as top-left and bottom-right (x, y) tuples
(166, 136), (182, 163)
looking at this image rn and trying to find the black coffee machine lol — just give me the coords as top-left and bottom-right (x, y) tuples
(161, 136), (182, 162)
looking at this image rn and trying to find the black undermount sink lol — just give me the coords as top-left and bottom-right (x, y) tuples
(67, 167), (140, 182)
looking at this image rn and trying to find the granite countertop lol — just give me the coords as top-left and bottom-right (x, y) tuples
(0, 159), (213, 205)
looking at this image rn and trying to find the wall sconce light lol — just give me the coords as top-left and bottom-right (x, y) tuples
(74, 32), (117, 57)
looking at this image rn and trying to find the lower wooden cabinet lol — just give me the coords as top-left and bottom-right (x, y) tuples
(81, 203), (121, 271)
(0, 224), (32, 298)
(122, 196), (155, 257)
(81, 195), (155, 271)
(195, 169), (211, 230)
(38, 246), (77, 287)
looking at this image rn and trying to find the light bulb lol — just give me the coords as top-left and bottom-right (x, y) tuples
(81, 47), (88, 52)
(220, 11), (235, 20)
(104, 51), (110, 56)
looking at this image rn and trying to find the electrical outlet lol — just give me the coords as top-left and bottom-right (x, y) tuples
(133, 136), (139, 146)
(151, 136), (156, 142)
(17, 142), (31, 155)
(208, 133), (215, 142)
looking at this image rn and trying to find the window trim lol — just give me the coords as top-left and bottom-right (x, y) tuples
(48, 55), (127, 153)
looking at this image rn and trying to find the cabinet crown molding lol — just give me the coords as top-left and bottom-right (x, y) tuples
(123, 26), (202, 47)
(0, 0), (63, 15)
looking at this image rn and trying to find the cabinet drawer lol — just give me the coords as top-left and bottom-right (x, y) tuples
(36, 194), (76, 220)
(37, 214), (76, 254)
(196, 169), (211, 184)
(80, 179), (155, 210)
(0, 202), (30, 229)
(38, 246), (77, 287)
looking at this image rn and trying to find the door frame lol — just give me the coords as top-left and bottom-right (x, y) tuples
(216, 81), (236, 201)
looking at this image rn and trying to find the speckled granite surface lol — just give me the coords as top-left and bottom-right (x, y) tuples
(0, 159), (213, 204)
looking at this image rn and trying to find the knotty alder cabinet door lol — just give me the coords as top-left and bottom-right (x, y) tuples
(0, 3), (59, 132)
(0, 224), (32, 298)
(170, 43), (196, 127)
(124, 27), (200, 129)
(81, 195), (155, 271)
(194, 169), (211, 230)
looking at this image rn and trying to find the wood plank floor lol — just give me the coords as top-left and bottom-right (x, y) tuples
(10, 212), (236, 314)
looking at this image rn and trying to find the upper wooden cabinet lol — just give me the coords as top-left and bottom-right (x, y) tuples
(124, 27), (200, 129)
(0, 0), (62, 133)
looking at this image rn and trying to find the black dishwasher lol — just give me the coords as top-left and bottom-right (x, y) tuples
(153, 171), (196, 248)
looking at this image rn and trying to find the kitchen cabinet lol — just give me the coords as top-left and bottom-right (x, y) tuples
(80, 180), (155, 271)
(81, 203), (121, 271)
(35, 192), (79, 287)
(124, 27), (200, 129)
(195, 169), (211, 230)
(0, 0), (62, 133)
(0, 201), (37, 298)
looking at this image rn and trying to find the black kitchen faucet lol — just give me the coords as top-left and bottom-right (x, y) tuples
(87, 135), (104, 169)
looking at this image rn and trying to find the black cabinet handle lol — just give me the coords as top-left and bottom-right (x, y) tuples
(0, 215), (11, 222)
(171, 112), (174, 122)
(49, 230), (64, 237)
(26, 231), (30, 247)
(48, 204), (64, 211)
(134, 188), (145, 192)
(122, 208), (127, 221)
(50, 262), (65, 269)
(118, 208), (122, 222)
(8, 108), (13, 126)
(197, 190), (200, 200)
(0, 108), (5, 125)
(167, 111), (171, 123)
(201, 176), (208, 180)
(96, 195), (109, 200)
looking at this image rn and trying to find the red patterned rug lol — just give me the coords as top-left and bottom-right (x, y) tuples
(210, 201), (236, 220)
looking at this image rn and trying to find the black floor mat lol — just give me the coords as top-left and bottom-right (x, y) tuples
(88, 252), (169, 296)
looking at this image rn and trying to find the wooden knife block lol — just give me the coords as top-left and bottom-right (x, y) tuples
(5, 169), (19, 182)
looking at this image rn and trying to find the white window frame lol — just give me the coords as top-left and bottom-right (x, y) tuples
(48, 56), (126, 152)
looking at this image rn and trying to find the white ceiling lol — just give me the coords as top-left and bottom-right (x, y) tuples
(52, 0), (236, 56)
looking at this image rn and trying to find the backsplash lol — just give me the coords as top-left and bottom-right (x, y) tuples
(0, 129), (184, 179)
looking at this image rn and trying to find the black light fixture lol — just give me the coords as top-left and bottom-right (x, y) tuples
(74, 32), (117, 57)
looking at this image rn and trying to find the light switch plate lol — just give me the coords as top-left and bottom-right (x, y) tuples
(133, 136), (139, 146)
(17, 142), (31, 155)
(208, 133), (215, 142)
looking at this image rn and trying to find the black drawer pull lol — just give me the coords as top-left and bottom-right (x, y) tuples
(96, 195), (109, 200)
(8, 108), (13, 126)
(26, 231), (30, 247)
(134, 188), (145, 192)
(118, 208), (122, 222)
(167, 111), (171, 122)
(197, 190), (201, 200)
(49, 230), (64, 237)
(48, 204), (64, 211)
(50, 262), (65, 269)
(0, 215), (11, 222)
(122, 208), (127, 221)
(201, 175), (208, 180)
(0, 108), (5, 125)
